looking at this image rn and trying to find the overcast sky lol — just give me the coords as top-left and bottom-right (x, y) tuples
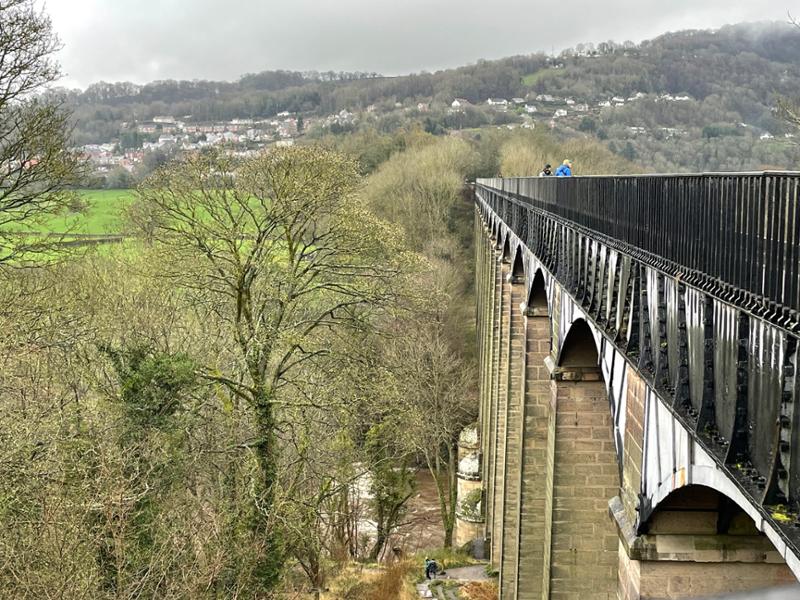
(41, 0), (793, 89)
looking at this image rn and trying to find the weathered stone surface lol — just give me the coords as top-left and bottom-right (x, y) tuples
(499, 282), (526, 599)
(548, 377), (619, 599)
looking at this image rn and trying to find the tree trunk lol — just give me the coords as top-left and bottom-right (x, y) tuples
(250, 386), (285, 590)
(428, 443), (458, 549)
(444, 441), (458, 548)
(370, 529), (387, 562)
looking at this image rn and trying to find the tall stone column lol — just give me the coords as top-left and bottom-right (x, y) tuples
(480, 231), (497, 506)
(475, 218), (485, 458)
(483, 240), (502, 548)
(499, 277), (527, 598)
(546, 361), (619, 599)
(490, 258), (512, 568)
(619, 365), (646, 524)
(514, 307), (552, 600)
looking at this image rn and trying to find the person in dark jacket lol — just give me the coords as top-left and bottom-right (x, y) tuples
(539, 163), (552, 176)
(424, 558), (439, 580)
(555, 159), (573, 177)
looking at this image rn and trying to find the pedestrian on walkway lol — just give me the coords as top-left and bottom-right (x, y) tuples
(555, 159), (573, 177)
(424, 557), (439, 580)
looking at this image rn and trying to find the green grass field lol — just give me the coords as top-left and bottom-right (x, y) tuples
(44, 189), (136, 235)
(0, 189), (136, 263)
(521, 69), (562, 87)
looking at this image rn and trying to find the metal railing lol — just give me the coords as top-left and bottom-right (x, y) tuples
(477, 172), (800, 325)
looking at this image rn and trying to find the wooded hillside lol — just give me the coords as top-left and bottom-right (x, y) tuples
(63, 21), (800, 173)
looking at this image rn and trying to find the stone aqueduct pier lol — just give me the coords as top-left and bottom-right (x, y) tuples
(466, 173), (800, 598)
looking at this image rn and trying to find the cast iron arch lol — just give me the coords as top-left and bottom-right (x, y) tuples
(642, 484), (770, 538)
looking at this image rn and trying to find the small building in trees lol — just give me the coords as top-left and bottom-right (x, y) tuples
(487, 98), (509, 108)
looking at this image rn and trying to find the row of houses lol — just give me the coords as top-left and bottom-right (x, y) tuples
(79, 145), (145, 173)
(449, 90), (702, 126)
(80, 115), (307, 173)
(128, 114), (305, 137)
(81, 105), (361, 177)
(451, 91), (672, 115)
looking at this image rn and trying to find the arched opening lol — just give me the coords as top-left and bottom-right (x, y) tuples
(500, 236), (511, 261)
(643, 485), (758, 536)
(511, 248), (525, 282)
(558, 318), (598, 368)
(625, 485), (799, 597)
(528, 269), (547, 312)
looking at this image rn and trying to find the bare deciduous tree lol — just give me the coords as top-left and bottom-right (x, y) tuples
(0, 0), (81, 264)
(136, 146), (413, 591)
(385, 312), (474, 548)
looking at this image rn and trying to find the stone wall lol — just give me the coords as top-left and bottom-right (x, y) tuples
(621, 366), (646, 524)
(500, 282), (527, 598)
(490, 262), (512, 567)
(485, 250), (503, 564)
(612, 486), (799, 599)
(548, 376), (619, 599)
(516, 313), (553, 600)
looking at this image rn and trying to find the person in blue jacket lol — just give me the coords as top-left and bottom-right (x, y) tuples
(555, 159), (573, 177)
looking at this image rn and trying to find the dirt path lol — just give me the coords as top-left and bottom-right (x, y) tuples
(438, 565), (490, 581)
(415, 563), (491, 599)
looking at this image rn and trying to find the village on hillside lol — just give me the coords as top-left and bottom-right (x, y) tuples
(75, 91), (690, 173)
(80, 80), (794, 178)
(77, 31), (798, 180)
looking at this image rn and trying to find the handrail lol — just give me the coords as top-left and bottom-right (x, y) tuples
(477, 170), (800, 181)
(476, 173), (800, 322)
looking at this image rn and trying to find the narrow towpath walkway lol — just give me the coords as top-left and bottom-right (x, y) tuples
(416, 563), (491, 599)
(438, 565), (490, 581)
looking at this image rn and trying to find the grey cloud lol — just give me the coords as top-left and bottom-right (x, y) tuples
(42, 0), (793, 88)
